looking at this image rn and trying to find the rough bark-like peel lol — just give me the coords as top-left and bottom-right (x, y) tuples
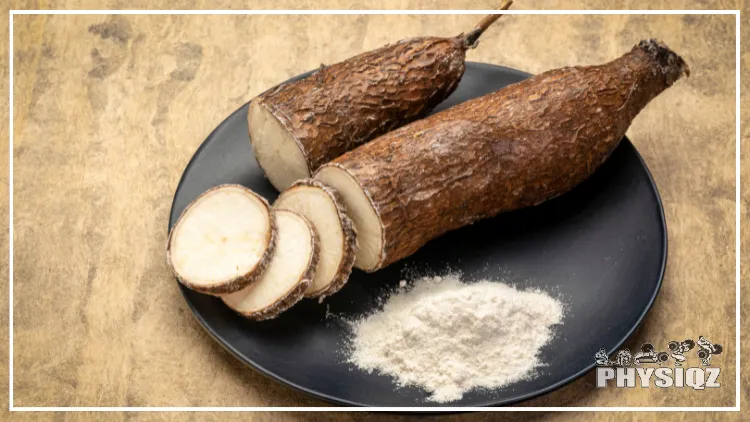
(253, 37), (466, 171)
(318, 39), (689, 272)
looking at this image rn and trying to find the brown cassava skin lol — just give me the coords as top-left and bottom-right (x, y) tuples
(275, 179), (358, 300)
(252, 36), (469, 174)
(223, 212), (320, 321)
(166, 184), (277, 295)
(320, 40), (689, 271)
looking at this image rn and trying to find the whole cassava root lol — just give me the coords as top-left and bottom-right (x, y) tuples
(248, 1), (513, 191)
(316, 39), (690, 272)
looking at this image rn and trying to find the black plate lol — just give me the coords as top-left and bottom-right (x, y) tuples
(168, 62), (667, 407)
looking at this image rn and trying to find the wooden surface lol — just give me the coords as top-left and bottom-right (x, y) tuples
(2, 0), (748, 420)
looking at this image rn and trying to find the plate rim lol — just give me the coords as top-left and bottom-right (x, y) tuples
(168, 62), (668, 408)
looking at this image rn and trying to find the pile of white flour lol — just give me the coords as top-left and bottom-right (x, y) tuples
(347, 274), (564, 403)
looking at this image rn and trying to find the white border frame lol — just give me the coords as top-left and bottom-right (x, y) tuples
(7, 8), (741, 412)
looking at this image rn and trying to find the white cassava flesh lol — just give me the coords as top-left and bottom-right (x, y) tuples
(222, 210), (319, 320)
(315, 166), (382, 272)
(248, 101), (310, 192)
(273, 179), (357, 299)
(166, 184), (276, 295)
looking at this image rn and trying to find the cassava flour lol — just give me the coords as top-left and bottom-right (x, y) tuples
(347, 274), (564, 403)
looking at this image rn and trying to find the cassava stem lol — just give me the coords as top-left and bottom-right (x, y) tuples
(463, 1), (513, 48)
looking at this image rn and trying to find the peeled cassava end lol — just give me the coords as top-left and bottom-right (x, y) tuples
(315, 164), (382, 272)
(248, 101), (311, 192)
(274, 179), (357, 299)
(166, 184), (276, 295)
(222, 210), (319, 320)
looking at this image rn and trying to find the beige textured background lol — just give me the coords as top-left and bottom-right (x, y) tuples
(1, 0), (748, 420)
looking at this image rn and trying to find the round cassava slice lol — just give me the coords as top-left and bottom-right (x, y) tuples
(166, 184), (276, 295)
(222, 210), (319, 320)
(273, 179), (357, 300)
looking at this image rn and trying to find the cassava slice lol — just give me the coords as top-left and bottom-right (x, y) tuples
(222, 210), (319, 320)
(249, 1), (513, 191)
(273, 179), (357, 299)
(166, 184), (276, 295)
(316, 39), (689, 272)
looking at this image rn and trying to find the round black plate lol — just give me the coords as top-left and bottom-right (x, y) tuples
(168, 62), (667, 407)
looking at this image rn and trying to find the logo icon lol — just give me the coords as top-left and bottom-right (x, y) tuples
(696, 336), (723, 366)
(667, 339), (695, 366)
(633, 343), (670, 365)
(596, 337), (722, 367)
(595, 337), (723, 389)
